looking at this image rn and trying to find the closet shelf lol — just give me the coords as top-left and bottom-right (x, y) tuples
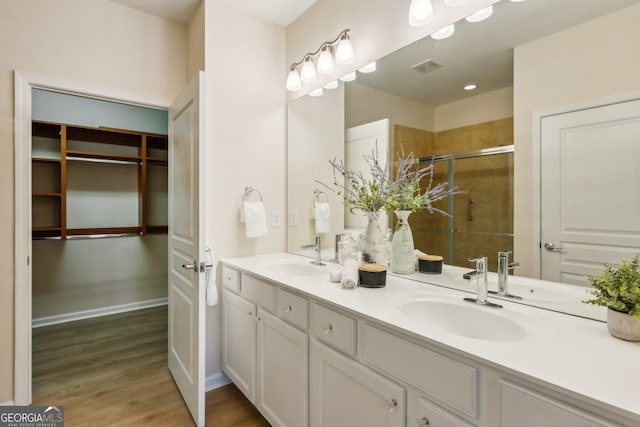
(67, 227), (142, 237)
(147, 157), (168, 166)
(32, 157), (61, 163)
(32, 192), (61, 197)
(66, 150), (142, 163)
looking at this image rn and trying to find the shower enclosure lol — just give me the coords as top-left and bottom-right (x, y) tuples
(410, 146), (514, 272)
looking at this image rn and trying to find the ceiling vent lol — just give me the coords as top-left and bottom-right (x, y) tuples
(411, 59), (442, 74)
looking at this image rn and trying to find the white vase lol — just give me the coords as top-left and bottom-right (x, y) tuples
(607, 308), (640, 341)
(391, 210), (415, 274)
(361, 211), (387, 266)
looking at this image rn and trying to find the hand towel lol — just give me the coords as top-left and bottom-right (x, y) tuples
(341, 258), (358, 289)
(243, 201), (268, 238)
(314, 202), (330, 234)
(205, 245), (218, 306)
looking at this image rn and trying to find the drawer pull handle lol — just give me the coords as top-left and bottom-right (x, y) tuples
(417, 417), (430, 426)
(284, 305), (292, 313)
(324, 324), (333, 334)
(385, 398), (398, 412)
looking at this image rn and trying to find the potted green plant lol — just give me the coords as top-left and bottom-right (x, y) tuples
(584, 254), (640, 341)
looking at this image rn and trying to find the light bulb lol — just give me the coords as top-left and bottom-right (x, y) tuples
(300, 57), (317, 83)
(409, 0), (434, 27)
(464, 83), (477, 91)
(317, 45), (335, 74)
(465, 5), (493, 23)
(323, 80), (339, 89)
(444, 0), (469, 6)
(358, 62), (377, 73)
(510, 0), (526, 2)
(339, 72), (356, 82)
(335, 34), (354, 65)
(286, 68), (301, 91)
(309, 88), (323, 97)
(431, 24), (455, 40)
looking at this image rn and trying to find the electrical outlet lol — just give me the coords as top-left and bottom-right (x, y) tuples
(272, 211), (281, 228)
(289, 210), (298, 227)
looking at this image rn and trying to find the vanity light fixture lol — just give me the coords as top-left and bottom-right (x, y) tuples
(464, 83), (477, 91)
(286, 29), (354, 92)
(465, 5), (493, 23)
(444, 0), (469, 6)
(409, 0), (434, 27)
(323, 80), (339, 89)
(358, 62), (377, 73)
(340, 71), (357, 82)
(300, 56), (317, 83)
(510, 0), (526, 2)
(431, 24), (455, 40)
(309, 88), (324, 97)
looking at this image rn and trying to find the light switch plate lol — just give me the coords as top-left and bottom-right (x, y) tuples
(289, 210), (298, 227)
(272, 211), (281, 228)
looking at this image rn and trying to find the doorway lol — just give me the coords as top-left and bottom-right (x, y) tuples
(535, 94), (640, 283)
(14, 71), (172, 405)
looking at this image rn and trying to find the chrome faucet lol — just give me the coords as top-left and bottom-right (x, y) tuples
(302, 235), (325, 265)
(492, 251), (521, 299)
(464, 256), (502, 308)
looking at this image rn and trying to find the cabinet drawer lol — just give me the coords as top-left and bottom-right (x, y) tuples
(221, 265), (240, 293)
(277, 288), (309, 330)
(410, 395), (474, 427)
(241, 273), (276, 311)
(360, 323), (477, 418)
(311, 303), (356, 356)
(499, 380), (614, 427)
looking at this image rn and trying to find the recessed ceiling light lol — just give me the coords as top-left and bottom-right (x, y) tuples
(464, 84), (477, 91)
(431, 24), (455, 40)
(465, 6), (493, 23)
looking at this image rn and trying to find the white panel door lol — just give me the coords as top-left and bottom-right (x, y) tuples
(540, 99), (640, 284)
(168, 71), (206, 426)
(345, 119), (389, 231)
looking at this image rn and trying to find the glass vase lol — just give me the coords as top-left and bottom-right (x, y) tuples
(391, 210), (415, 274)
(361, 211), (387, 266)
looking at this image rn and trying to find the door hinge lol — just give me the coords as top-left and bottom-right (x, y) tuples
(27, 256), (30, 266)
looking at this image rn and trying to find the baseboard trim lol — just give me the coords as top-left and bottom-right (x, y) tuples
(205, 372), (231, 392)
(32, 298), (168, 328)
(1, 400), (15, 406)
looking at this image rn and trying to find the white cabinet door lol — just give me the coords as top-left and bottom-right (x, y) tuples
(409, 394), (474, 427)
(257, 308), (308, 427)
(499, 381), (615, 427)
(222, 288), (257, 402)
(310, 340), (404, 427)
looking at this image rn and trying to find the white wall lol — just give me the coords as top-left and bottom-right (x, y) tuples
(513, 3), (640, 276)
(0, 0), (186, 404)
(187, 0), (205, 80)
(434, 86), (513, 132)
(204, 0), (286, 382)
(288, 86), (345, 253)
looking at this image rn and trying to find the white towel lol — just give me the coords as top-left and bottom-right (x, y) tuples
(314, 202), (330, 234)
(205, 245), (218, 306)
(243, 201), (268, 238)
(341, 258), (358, 289)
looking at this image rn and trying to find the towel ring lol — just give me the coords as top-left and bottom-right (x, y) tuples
(243, 186), (263, 203)
(314, 189), (329, 203)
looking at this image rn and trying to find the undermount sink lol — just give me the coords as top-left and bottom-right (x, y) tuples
(263, 262), (324, 276)
(395, 295), (530, 342)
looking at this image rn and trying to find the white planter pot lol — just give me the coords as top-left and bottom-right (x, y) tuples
(607, 308), (640, 341)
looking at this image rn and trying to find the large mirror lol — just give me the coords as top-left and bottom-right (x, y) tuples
(287, 0), (640, 318)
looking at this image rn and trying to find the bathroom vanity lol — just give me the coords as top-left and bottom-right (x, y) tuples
(221, 253), (640, 427)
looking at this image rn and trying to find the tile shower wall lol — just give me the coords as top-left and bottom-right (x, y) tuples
(394, 118), (514, 271)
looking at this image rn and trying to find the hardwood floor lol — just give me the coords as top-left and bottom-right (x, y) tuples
(32, 306), (269, 426)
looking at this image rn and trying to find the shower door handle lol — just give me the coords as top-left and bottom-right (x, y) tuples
(467, 198), (474, 221)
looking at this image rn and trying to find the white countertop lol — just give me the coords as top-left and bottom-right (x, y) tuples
(221, 252), (640, 422)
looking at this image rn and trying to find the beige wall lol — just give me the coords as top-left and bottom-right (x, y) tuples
(204, 0), (286, 379)
(0, 0), (186, 404)
(286, 0), (498, 101)
(187, 0), (205, 79)
(435, 86), (513, 132)
(513, 3), (640, 276)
